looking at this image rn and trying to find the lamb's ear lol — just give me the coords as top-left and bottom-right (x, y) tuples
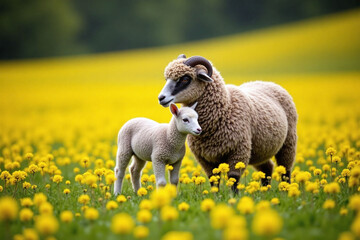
(197, 72), (213, 82)
(170, 103), (179, 116)
(189, 102), (198, 110)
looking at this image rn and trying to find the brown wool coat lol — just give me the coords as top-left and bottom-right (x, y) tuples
(163, 57), (297, 185)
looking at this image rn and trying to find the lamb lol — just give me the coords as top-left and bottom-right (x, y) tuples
(114, 103), (202, 195)
(158, 54), (297, 189)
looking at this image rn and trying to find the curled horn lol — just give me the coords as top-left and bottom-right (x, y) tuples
(184, 56), (213, 77)
(177, 54), (186, 59)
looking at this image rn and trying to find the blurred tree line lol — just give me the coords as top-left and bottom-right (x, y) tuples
(0, 0), (359, 59)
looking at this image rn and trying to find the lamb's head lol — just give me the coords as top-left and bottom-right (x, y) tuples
(158, 54), (213, 107)
(170, 103), (202, 136)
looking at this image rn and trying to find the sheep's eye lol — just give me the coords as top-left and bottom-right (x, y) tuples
(182, 118), (189, 123)
(179, 75), (191, 83)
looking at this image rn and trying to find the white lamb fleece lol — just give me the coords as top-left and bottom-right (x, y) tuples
(114, 103), (201, 195)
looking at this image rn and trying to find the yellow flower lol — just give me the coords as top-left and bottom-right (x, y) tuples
(111, 213), (134, 235)
(33, 193), (47, 207)
(202, 190), (209, 195)
(162, 231), (193, 240)
(21, 198), (33, 207)
(314, 169), (322, 176)
(60, 210), (73, 223)
(218, 163), (230, 173)
(228, 198), (237, 205)
(35, 214), (59, 235)
(105, 174), (116, 185)
(134, 225), (149, 239)
(22, 228), (38, 240)
(52, 174), (63, 184)
(23, 181), (31, 189)
(349, 195), (360, 211)
(338, 232), (355, 240)
(0, 186), (2, 192)
(116, 195), (127, 203)
(235, 162), (246, 169)
(139, 199), (153, 210)
(63, 188), (70, 195)
(195, 176), (206, 185)
(137, 209), (152, 223)
(305, 182), (319, 194)
(201, 198), (215, 212)
(237, 196), (254, 215)
(256, 200), (271, 211)
(323, 199), (335, 209)
(295, 171), (311, 183)
(39, 202), (53, 215)
(19, 208), (34, 222)
(65, 180), (71, 185)
(252, 209), (283, 237)
(351, 215), (360, 237)
(0, 196), (18, 221)
(84, 207), (99, 220)
(340, 207), (348, 216)
(271, 198), (280, 205)
(106, 200), (118, 210)
(324, 182), (341, 194)
(275, 166), (286, 175)
(178, 202), (190, 211)
(137, 187), (148, 196)
(210, 204), (234, 229)
(161, 205), (179, 221)
(288, 186), (301, 198)
(326, 147), (337, 156)
(150, 188), (171, 208)
(78, 194), (90, 205)
(210, 187), (219, 193)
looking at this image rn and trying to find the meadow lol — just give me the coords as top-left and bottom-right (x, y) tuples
(0, 8), (360, 240)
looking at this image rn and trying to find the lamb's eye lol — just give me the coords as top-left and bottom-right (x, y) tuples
(182, 118), (189, 123)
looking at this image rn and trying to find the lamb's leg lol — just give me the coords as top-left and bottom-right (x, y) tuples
(169, 160), (182, 186)
(254, 160), (274, 186)
(130, 155), (146, 193)
(114, 146), (133, 195)
(153, 160), (167, 188)
(275, 127), (297, 183)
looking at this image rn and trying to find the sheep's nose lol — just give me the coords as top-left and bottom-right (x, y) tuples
(158, 95), (165, 101)
(197, 128), (202, 133)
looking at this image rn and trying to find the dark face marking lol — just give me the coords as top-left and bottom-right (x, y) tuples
(171, 75), (192, 96)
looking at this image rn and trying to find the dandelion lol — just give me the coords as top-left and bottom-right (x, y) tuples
(161, 205), (179, 221)
(349, 195), (360, 211)
(178, 202), (190, 211)
(210, 204), (234, 229)
(324, 182), (341, 194)
(19, 208), (34, 222)
(271, 198), (280, 205)
(195, 176), (206, 185)
(237, 196), (254, 215)
(228, 198), (237, 205)
(33, 193), (47, 207)
(351, 215), (360, 237)
(35, 215), (59, 235)
(137, 187), (148, 196)
(201, 198), (215, 212)
(323, 199), (335, 209)
(78, 194), (90, 205)
(218, 163), (230, 173)
(139, 199), (153, 210)
(252, 209), (283, 237)
(162, 231), (193, 240)
(116, 195), (127, 203)
(106, 200), (118, 210)
(52, 174), (63, 184)
(134, 225), (149, 239)
(326, 147), (337, 157)
(137, 209), (152, 223)
(22, 228), (38, 240)
(84, 207), (99, 220)
(105, 174), (116, 185)
(340, 208), (348, 216)
(202, 190), (209, 195)
(39, 202), (53, 215)
(150, 188), (171, 208)
(235, 162), (246, 169)
(63, 188), (70, 195)
(111, 213), (134, 235)
(210, 186), (219, 193)
(21, 198), (33, 207)
(60, 211), (73, 223)
(0, 196), (18, 221)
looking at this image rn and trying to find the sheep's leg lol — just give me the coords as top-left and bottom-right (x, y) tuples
(194, 154), (219, 186)
(130, 155), (146, 193)
(114, 146), (133, 195)
(254, 160), (274, 186)
(169, 160), (182, 186)
(153, 160), (167, 188)
(275, 128), (297, 183)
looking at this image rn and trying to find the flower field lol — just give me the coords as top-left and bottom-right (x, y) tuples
(0, 9), (360, 240)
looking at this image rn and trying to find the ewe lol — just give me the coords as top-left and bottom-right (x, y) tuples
(158, 54), (297, 189)
(114, 103), (201, 195)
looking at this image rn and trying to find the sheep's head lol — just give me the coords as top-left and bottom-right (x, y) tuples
(158, 54), (213, 107)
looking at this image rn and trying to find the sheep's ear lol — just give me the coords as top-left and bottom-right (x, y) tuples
(197, 72), (213, 82)
(189, 102), (198, 110)
(170, 103), (179, 116)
